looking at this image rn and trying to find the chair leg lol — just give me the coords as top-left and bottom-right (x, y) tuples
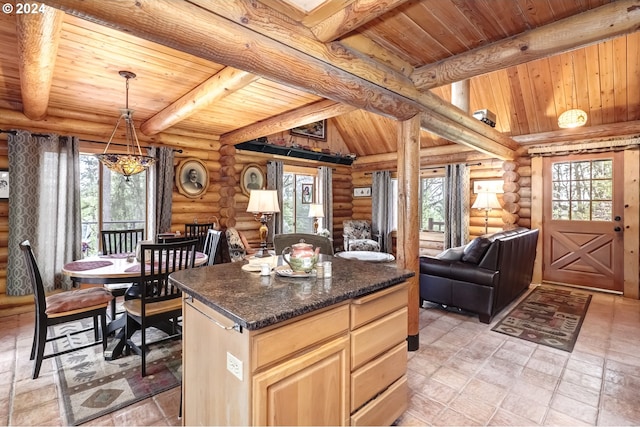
(101, 312), (108, 351)
(141, 324), (147, 377)
(93, 315), (100, 342)
(30, 320), (39, 361)
(32, 320), (48, 379)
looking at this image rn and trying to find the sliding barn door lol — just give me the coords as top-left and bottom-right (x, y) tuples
(542, 152), (624, 293)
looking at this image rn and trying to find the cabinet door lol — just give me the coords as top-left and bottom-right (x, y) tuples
(253, 335), (350, 426)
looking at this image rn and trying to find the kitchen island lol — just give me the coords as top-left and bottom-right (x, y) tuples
(169, 256), (414, 426)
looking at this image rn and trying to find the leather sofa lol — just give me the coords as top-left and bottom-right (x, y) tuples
(419, 227), (539, 323)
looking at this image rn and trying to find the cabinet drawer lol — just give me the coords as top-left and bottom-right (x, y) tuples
(351, 283), (407, 329)
(350, 375), (408, 426)
(251, 304), (349, 371)
(351, 342), (407, 412)
(351, 307), (407, 370)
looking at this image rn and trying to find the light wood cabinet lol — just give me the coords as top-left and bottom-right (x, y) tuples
(182, 282), (408, 426)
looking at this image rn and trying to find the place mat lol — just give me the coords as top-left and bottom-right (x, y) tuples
(99, 253), (133, 259)
(491, 285), (592, 352)
(64, 260), (113, 272)
(53, 320), (181, 425)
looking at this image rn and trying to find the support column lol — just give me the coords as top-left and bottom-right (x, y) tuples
(397, 116), (421, 351)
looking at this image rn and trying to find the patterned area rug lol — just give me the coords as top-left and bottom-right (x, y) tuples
(491, 285), (592, 352)
(53, 320), (181, 425)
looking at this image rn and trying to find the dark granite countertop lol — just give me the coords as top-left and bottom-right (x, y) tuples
(169, 256), (414, 330)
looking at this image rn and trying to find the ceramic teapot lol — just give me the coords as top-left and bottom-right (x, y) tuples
(282, 240), (320, 273)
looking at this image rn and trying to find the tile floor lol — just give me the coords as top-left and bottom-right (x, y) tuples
(1, 284), (640, 426)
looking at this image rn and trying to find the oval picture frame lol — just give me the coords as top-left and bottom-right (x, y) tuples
(176, 158), (209, 199)
(241, 163), (265, 196)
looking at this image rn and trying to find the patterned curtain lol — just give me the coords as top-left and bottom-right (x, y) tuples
(266, 161), (284, 238)
(149, 146), (174, 237)
(372, 171), (392, 253)
(444, 163), (470, 248)
(7, 131), (81, 295)
(318, 166), (333, 234)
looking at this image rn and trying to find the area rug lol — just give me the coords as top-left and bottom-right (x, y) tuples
(491, 285), (592, 352)
(52, 320), (181, 425)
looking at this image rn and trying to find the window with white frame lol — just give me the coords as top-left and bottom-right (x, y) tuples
(420, 176), (445, 231)
(282, 166), (318, 233)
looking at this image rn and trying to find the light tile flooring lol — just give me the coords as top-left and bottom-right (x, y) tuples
(1, 284), (640, 426)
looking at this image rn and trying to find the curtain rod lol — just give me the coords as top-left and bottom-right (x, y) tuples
(363, 162), (482, 175)
(0, 130), (182, 153)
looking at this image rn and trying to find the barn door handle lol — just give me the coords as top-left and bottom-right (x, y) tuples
(614, 226), (622, 232)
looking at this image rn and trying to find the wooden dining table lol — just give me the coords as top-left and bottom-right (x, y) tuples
(62, 251), (208, 360)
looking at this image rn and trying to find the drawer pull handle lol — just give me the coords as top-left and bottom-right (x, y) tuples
(186, 297), (242, 333)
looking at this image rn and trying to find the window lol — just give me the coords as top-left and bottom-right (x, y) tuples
(420, 176), (445, 231)
(551, 159), (613, 221)
(80, 154), (148, 256)
(282, 167), (318, 233)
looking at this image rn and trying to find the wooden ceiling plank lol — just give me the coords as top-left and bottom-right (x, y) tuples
(612, 36), (629, 123)
(16, 6), (64, 120)
(140, 67), (259, 135)
(411, 0), (640, 90)
(598, 40), (616, 125)
(627, 33), (640, 122)
(44, 0), (518, 159)
(310, 0), (409, 43)
(219, 99), (357, 145)
(584, 43), (603, 126)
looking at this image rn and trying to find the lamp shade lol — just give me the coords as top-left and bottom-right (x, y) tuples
(246, 190), (280, 214)
(472, 192), (501, 210)
(308, 203), (324, 218)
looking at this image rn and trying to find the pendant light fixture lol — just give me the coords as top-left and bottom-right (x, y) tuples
(558, 53), (587, 129)
(96, 71), (155, 180)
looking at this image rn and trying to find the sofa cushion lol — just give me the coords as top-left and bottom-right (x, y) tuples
(436, 246), (465, 261)
(462, 237), (491, 264)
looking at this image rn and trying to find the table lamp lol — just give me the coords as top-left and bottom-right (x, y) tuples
(472, 192), (502, 234)
(308, 203), (324, 234)
(247, 190), (280, 257)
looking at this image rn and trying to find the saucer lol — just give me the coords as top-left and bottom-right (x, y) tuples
(274, 265), (313, 278)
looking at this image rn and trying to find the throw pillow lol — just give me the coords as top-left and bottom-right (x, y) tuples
(435, 246), (465, 261)
(225, 228), (246, 262)
(462, 237), (491, 264)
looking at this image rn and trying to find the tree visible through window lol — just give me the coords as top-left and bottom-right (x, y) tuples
(421, 177), (445, 231)
(282, 169), (317, 233)
(80, 154), (148, 256)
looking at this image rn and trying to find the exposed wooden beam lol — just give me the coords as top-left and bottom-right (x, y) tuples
(220, 99), (357, 145)
(338, 33), (414, 76)
(310, 0), (409, 42)
(411, 0), (640, 89)
(513, 120), (640, 145)
(43, 0), (516, 159)
(353, 143), (475, 167)
(140, 67), (258, 135)
(15, 6), (64, 120)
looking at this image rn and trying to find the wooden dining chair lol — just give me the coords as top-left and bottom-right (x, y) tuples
(202, 229), (222, 266)
(100, 228), (144, 320)
(184, 223), (213, 253)
(122, 239), (198, 376)
(19, 240), (114, 379)
(101, 228), (144, 255)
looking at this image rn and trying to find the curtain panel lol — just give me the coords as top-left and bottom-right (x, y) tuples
(7, 131), (81, 295)
(266, 161), (284, 239)
(149, 146), (174, 238)
(372, 171), (392, 253)
(318, 166), (333, 234)
(444, 163), (470, 249)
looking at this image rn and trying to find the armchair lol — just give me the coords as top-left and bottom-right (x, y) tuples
(343, 220), (381, 252)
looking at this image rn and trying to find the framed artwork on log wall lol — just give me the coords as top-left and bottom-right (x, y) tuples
(290, 119), (326, 141)
(176, 158), (209, 199)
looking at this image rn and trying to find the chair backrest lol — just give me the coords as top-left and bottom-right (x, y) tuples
(184, 223), (214, 252)
(203, 229), (222, 266)
(139, 239), (198, 307)
(273, 233), (334, 255)
(101, 228), (144, 255)
(18, 240), (46, 317)
(343, 220), (372, 240)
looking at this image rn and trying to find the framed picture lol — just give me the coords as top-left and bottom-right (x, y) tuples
(176, 158), (209, 198)
(290, 119), (326, 141)
(353, 187), (371, 198)
(241, 163), (265, 196)
(301, 183), (313, 204)
(0, 170), (8, 200)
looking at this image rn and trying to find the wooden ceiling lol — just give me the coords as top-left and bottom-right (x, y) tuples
(1, 0), (639, 165)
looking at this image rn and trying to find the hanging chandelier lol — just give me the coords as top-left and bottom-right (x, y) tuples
(558, 53), (587, 129)
(96, 71), (155, 181)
